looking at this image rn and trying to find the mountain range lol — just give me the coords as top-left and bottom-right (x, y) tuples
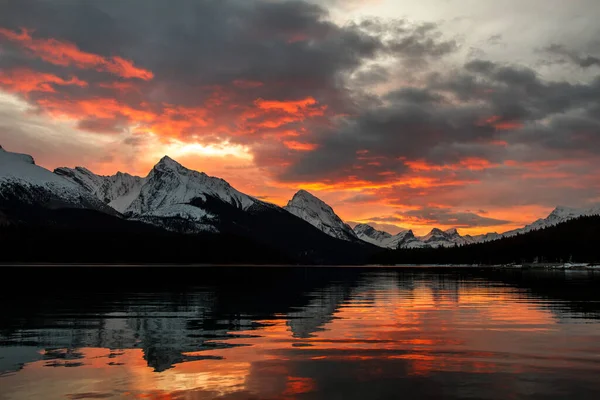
(1, 145), (599, 263)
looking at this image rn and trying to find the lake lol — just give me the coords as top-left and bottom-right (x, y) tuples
(1, 266), (600, 399)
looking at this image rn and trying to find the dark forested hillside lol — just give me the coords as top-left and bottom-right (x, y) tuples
(0, 205), (375, 265)
(372, 215), (600, 265)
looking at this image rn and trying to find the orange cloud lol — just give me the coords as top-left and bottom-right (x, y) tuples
(33, 96), (213, 138)
(239, 97), (327, 130)
(147, 104), (211, 138)
(479, 115), (523, 131)
(406, 157), (495, 172)
(36, 97), (155, 122)
(255, 97), (318, 113)
(0, 27), (153, 80)
(283, 141), (318, 151)
(0, 68), (87, 94)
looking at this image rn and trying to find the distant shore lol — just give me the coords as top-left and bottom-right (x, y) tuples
(1, 262), (599, 269)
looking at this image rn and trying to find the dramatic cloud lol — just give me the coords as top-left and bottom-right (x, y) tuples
(1, 0), (599, 234)
(395, 207), (510, 228)
(543, 43), (600, 68)
(0, 27), (153, 80)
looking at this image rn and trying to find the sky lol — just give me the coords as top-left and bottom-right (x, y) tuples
(1, 0), (599, 236)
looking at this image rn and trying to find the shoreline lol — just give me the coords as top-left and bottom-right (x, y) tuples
(1, 262), (599, 269)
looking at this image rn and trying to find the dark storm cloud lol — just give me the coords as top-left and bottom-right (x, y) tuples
(279, 54), (600, 183)
(367, 208), (510, 228)
(399, 207), (510, 228)
(2, 0), (599, 205)
(0, 0), (375, 107)
(383, 88), (443, 104)
(0, 0), (460, 145)
(543, 43), (600, 68)
(77, 117), (129, 134)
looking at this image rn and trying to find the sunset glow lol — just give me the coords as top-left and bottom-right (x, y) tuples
(1, 0), (599, 236)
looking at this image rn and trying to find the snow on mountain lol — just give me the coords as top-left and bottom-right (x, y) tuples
(419, 227), (473, 248)
(126, 156), (257, 215)
(395, 230), (429, 249)
(0, 146), (116, 214)
(353, 223), (426, 249)
(356, 203), (600, 250)
(54, 167), (145, 213)
(502, 205), (600, 238)
(119, 156), (266, 232)
(54, 156), (263, 233)
(353, 223), (392, 245)
(284, 190), (358, 242)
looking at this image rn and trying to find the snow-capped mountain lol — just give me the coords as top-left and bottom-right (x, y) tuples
(126, 156), (257, 214)
(48, 155), (375, 263)
(353, 224), (484, 249)
(354, 223), (393, 245)
(503, 205), (600, 238)
(120, 156), (260, 231)
(353, 224), (426, 249)
(420, 228), (472, 248)
(355, 203), (600, 250)
(54, 166), (145, 213)
(0, 146), (116, 215)
(53, 156), (265, 233)
(284, 190), (359, 242)
(396, 230), (429, 249)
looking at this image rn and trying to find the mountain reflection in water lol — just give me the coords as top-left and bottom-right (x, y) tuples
(1, 267), (600, 400)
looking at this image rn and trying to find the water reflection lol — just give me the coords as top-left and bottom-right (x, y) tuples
(1, 267), (600, 399)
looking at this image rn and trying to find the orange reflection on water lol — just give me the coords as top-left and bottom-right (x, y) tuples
(1, 276), (593, 400)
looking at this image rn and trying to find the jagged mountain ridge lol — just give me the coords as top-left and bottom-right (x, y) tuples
(3, 144), (598, 258)
(54, 156), (267, 233)
(47, 153), (377, 263)
(55, 166), (145, 213)
(503, 205), (600, 237)
(353, 203), (600, 250)
(353, 224), (426, 249)
(0, 146), (117, 215)
(284, 189), (359, 242)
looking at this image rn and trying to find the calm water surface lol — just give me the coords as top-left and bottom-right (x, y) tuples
(1, 267), (600, 399)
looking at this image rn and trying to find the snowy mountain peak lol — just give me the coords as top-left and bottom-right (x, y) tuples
(291, 189), (318, 202)
(154, 155), (189, 173)
(353, 223), (393, 246)
(53, 166), (146, 213)
(426, 228), (444, 236)
(284, 190), (358, 242)
(444, 228), (458, 235)
(127, 155), (257, 220)
(548, 205), (579, 220)
(0, 147), (115, 214)
(354, 223), (392, 239)
(353, 223), (428, 249)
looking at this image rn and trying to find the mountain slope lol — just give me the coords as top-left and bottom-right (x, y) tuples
(503, 205), (600, 237)
(372, 215), (600, 265)
(0, 146), (116, 216)
(123, 156), (265, 232)
(353, 224), (392, 246)
(54, 166), (145, 213)
(126, 156), (257, 215)
(353, 224), (427, 249)
(420, 228), (472, 248)
(47, 155), (378, 263)
(284, 190), (359, 242)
